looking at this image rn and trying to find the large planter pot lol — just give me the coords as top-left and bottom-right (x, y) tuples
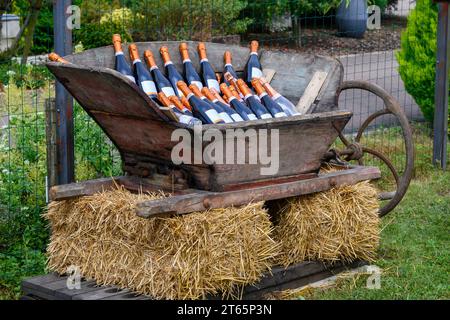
(336, 0), (368, 38)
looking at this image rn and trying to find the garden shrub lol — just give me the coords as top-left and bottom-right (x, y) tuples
(396, 0), (441, 123)
(0, 70), (121, 297)
(245, 0), (393, 33)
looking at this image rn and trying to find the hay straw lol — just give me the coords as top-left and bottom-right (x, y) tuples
(273, 180), (380, 267)
(44, 187), (280, 300)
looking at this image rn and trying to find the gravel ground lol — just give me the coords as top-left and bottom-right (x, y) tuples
(245, 16), (407, 57)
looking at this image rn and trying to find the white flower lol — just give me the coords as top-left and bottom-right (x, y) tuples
(6, 70), (16, 77)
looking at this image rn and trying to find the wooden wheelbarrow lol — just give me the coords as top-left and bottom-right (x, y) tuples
(46, 41), (414, 218)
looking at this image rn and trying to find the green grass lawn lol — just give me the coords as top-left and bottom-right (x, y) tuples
(304, 168), (450, 300)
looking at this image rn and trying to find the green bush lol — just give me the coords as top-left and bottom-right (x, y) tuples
(396, 0), (440, 123)
(245, 0), (392, 33)
(0, 77), (121, 297)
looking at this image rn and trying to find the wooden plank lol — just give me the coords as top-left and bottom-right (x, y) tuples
(244, 262), (328, 294)
(72, 287), (131, 300)
(296, 71), (329, 114)
(136, 166), (381, 218)
(262, 68), (276, 83)
(49, 177), (122, 201)
(22, 261), (365, 300)
(53, 280), (100, 300)
(243, 260), (366, 298)
(101, 292), (151, 300)
(260, 51), (343, 114)
(49, 175), (195, 202)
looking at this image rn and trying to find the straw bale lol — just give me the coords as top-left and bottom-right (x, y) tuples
(273, 181), (380, 267)
(45, 187), (279, 300)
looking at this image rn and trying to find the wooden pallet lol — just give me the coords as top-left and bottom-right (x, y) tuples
(21, 261), (366, 300)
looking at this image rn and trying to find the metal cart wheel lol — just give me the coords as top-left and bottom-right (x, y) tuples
(336, 80), (415, 217)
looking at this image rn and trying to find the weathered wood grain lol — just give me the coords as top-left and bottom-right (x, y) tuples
(47, 43), (349, 192)
(263, 68), (276, 83)
(135, 166), (381, 218)
(296, 71), (329, 114)
(49, 177), (122, 201)
(22, 260), (366, 300)
(260, 51), (343, 113)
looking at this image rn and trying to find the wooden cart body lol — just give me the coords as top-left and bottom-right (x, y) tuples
(47, 41), (352, 193)
(34, 41), (419, 300)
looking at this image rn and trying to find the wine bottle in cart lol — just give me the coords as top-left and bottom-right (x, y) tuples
(259, 78), (300, 116)
(169, 96), (193, 116)
(224, 72), (245, 101)
(112, 34), (136, 83)
(48, 52), (70, 64)
(210, 88), (229, 106)
(223, 51), (239, 84)
(144, 50), (177, 98)
(220, 83), (257, 121)
(177, 81), (225, 124)
(158, 92), (202, 127)
(197, 42), (221, 92)
(179, 43), (204, 89)
(189, 84), (234, 123)
(128, 44), (158, 100)
(160, 46), (184, 98)
(251, 79), (288, 118)
(237, 79), (272, 119)
(202, 87), (244, 122)
(244, 40), (263, 86)
(180, 96), (193, 112)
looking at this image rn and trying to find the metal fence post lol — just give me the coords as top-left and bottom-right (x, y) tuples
(53, 0), (74, 184)
(433, 1), (450, 170)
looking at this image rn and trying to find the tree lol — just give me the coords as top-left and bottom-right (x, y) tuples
(0, 0), (43, 63)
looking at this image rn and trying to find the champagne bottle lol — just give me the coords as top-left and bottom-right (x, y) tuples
(220, 83), (257, 121)
(158, 92), (202, 127)
(168, 96), (193, 116)
(160, 46), (184, 98)
(128, 44), (158, 99)
(237, 79), (272, 119)
(229, 85), (245, 103)
(197, 42), (221, 92)
(202, 87), (244, 122)
(144, 50), (176, 97)
(210, 88), (229, 106)
(112, 34), (136, 83)
(251, 79), (288, 118)
(189, 84), (234, 123)
(180, 96), (193, 112)
(244, 40), (263, 86)
(179, 43), (203, 89)
(259, 77), (300, 116)
(48, 52), (70, 64)
(223, 51), (239, 84)
(177, 81), (224, 124)
(224, 72), (245, 101)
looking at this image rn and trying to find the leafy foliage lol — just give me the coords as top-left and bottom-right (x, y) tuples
(0, 74), (121, 298)
(396, 0), (440, 123)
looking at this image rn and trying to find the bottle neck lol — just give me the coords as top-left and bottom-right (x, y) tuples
(263, 82), (279, 98)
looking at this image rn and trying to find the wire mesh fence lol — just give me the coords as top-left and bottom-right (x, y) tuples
(0, 0), (446, 296)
